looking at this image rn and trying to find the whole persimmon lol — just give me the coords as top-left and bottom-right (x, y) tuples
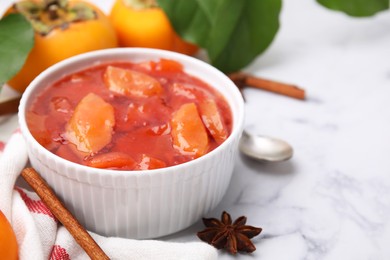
(110, 0), (198, 55)
(0, 210), (18, 260)
(5, 0), (118, 93)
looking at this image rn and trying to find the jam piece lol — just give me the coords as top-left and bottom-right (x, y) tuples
(104, 66), (163, 98)
(199, 99), (228, 144)
(171, 103), (209, 157)
(65, 93), (115, 153)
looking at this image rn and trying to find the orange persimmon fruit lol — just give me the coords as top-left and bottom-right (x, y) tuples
(110, 0), (198, 55)
(0, 210), (18, 260)
(5, 0), (118, 93)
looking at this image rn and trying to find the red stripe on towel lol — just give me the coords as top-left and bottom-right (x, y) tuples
(16, 187), (56, 220)
(50, 245), (70, 260)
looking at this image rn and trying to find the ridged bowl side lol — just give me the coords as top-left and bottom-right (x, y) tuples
(19, 48), (244, 239)
(27, 135), (239, 238)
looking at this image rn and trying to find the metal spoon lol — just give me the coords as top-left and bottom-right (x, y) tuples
(239, 130), (293, 162)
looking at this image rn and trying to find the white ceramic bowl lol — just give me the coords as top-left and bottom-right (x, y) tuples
(18, 48), (244, 239)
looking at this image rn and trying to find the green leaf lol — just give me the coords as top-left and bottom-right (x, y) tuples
(317, 0), (389, 17)
(158, 0), (282, 73)
(0, 13), (34, 85)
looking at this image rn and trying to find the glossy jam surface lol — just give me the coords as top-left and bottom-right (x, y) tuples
(27, 59), (232, 170)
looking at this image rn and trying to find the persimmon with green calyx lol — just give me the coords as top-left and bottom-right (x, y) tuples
(65, 93), (115, 154)
(0, 210), (18, 260)
(4, 0), (117, 93)
(170, 102), (209, 158)
(109, 0), (198, 55)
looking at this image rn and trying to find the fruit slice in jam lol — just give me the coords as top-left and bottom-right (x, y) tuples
(86, 152), (137, 169)
(199, 99), (228, 144)
(171, 103), (209, 157)
(137, 154), (167, 170)
(104, 66), (163, 97)
(155, 58), (183, 72)
(65, 93), (115, 153)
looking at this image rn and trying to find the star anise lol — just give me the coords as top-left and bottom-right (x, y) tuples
(196, 211), (262, 254)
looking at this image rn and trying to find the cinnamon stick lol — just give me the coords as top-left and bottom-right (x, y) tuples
(229, 72), (305, 100)
(21, 168), (110, 260)
(0, 97), (21, 116)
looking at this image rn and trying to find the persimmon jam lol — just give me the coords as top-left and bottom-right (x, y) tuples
(26, 59), (233, 170)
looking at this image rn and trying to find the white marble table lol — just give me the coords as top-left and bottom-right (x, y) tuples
(1, 0), (390, 259)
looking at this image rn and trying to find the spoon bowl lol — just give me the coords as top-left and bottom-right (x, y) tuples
(239, 131), (293, 162)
